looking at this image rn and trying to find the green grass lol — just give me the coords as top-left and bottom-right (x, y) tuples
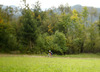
(0, 54), (100, 72)
(53, 53), (100, 58)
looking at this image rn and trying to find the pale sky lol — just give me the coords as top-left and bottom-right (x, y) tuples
(0, 0), (100, 9)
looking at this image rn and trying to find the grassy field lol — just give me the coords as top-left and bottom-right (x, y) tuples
(0, 54), (100, 72)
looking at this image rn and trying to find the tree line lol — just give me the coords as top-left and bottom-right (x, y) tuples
(0, 1), (100, 55)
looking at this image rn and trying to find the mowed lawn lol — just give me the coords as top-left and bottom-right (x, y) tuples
(0, 54), (100, 72)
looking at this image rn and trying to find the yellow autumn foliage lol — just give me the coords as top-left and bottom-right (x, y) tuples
(37, 15), (41, 20)
(71, 9), (79, 21)
(32, 12), (35, 16)
(48, 24), (53, 33)
(0, 18), (3, 24)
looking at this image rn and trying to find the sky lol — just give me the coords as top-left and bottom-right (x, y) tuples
(0, 0), (100, 9)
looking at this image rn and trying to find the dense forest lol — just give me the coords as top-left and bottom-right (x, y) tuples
(0, 0), (100, 55)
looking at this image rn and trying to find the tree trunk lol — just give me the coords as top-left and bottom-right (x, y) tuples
(80, 42), (84, 53)
(30, 40), (32, 50)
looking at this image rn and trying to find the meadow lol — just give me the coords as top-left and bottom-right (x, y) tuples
(0, 54), (100, 72)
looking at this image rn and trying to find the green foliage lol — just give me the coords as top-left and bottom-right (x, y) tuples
(82, 7), (88, 21)
(19, 5), (38, 53)
(82, 7), (88, 26)
(36, 31), (67, 55)
(58, 13), (71, 34)
(0, 6), (18, 52)
(53, 31), (67, 54)
(36, 33), (47, 54)
(0, 2), (100, 54)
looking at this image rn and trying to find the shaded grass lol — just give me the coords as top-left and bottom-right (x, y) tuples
(0, 54), (100, 72)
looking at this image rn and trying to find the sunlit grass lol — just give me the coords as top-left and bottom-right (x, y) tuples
(53, 53), (100, 58)
(0, 54), (100, 72)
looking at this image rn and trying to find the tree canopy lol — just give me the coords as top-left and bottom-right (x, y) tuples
(0, 1), (100, 54)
